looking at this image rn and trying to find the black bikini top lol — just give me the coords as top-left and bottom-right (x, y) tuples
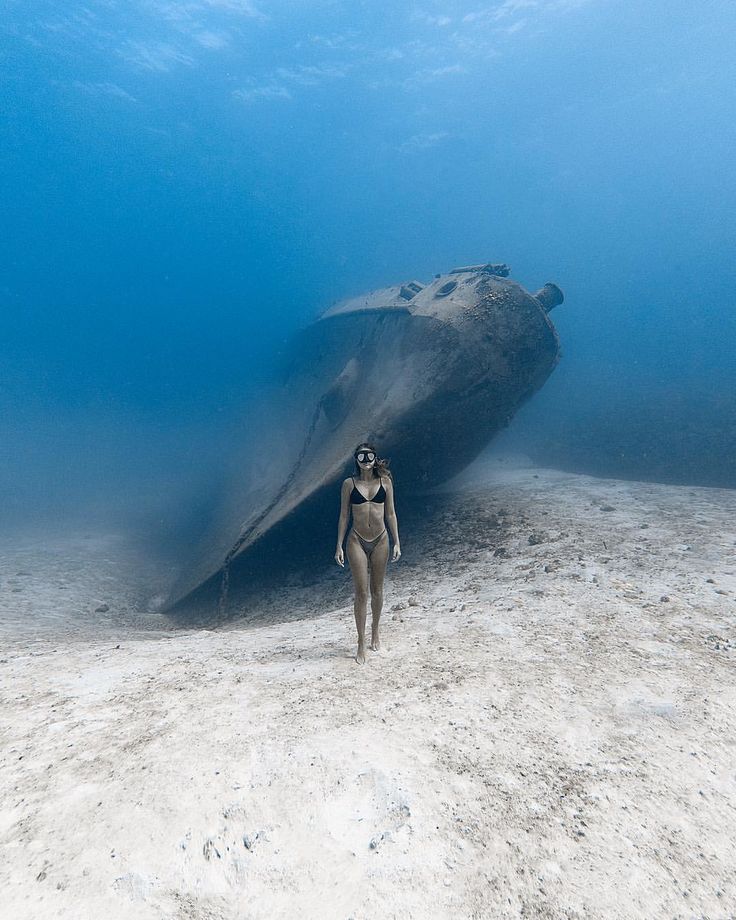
(350, 476), (386, 505)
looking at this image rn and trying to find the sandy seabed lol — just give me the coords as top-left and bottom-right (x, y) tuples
(1, 458), (735, 920)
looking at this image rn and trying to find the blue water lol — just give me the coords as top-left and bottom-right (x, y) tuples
(3, 0), (736, 528)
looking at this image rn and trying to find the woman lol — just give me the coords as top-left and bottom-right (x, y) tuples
(335, 443), (401, 664)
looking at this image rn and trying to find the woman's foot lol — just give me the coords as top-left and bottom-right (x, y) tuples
(369, 633), (381, 651)
(356, 641), (366, 664)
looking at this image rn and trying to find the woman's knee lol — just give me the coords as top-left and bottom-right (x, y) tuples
(369, 585), (383, 603)
(354, 587), (369, 605)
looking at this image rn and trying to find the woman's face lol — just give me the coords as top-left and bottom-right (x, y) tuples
(355, 449), (376, 469)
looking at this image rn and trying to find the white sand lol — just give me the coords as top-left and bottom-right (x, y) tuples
(1, 460), (735, 919)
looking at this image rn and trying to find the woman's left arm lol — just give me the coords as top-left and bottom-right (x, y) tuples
(385, 478), (401, 561)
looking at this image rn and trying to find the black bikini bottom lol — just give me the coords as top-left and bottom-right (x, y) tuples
(349, 527), (388, 557)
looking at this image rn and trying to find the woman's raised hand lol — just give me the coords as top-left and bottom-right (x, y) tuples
(335, 546), (345, 567)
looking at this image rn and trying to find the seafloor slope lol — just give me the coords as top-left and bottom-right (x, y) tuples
(1, 460), (734, 919)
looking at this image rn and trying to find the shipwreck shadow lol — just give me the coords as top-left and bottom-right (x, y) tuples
(164, 486), (455, 630)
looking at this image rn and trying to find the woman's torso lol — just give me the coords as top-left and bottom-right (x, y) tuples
(350, 475), (386, 538)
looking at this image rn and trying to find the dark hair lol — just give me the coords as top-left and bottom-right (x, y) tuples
(353, 441), (393, 481)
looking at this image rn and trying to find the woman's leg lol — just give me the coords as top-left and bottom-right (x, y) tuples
(346, 529), (369, 664)
(368, 531), (390, 651)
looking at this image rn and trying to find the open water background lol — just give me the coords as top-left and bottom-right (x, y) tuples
(2, 0), (735, 547)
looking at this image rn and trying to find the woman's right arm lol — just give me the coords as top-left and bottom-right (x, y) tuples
(335, 479), (351, 565)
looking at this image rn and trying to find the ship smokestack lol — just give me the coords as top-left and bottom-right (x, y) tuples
(534, 283), (564, 312)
